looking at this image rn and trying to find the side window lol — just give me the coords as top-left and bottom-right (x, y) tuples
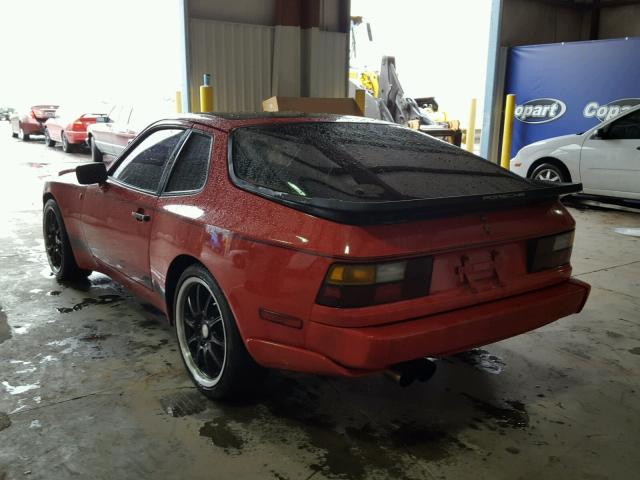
(607, 109), (640, 140)
(164, 132), (213, 193)
(112, 129), (184, 192)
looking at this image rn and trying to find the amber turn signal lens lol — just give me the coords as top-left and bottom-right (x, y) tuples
(327, 264), (390, 285)
(318, 257), (433, 308)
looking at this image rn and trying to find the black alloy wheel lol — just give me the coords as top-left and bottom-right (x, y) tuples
(180, 277), (227, 383)
(42, 199), (90, 280)
(44, 207), (63, 274)
(174, 264), (264, 399)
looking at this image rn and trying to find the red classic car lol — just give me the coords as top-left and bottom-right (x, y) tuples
(11, 104), (59, 140)
(42, 113), (590, 399)
(44, 108), (110, 153)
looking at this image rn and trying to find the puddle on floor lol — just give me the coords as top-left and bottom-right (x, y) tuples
(199, 418), (245, 452)
(188, 375), (476, 480)
(79, 333), (112, 342)
(56, 294), (122, 313)
(453, 348), (506, 374)
(462, 393), (529, 429)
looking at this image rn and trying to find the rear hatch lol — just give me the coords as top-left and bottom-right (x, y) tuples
(229, 121), (578, 319)
(31, 105), (59, 123)
(229, 121), (580, 224)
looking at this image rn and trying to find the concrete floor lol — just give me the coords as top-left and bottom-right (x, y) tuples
(0, 122), (639, 480)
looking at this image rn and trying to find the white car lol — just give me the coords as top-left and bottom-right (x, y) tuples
(511, 104), (640, 201)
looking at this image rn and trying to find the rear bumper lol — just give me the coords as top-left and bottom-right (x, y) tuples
(65, 131), (88, 144)
(246, 279), (590, 375)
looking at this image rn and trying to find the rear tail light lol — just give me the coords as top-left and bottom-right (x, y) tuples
(528, 230), (574, 273)
(316, 257), (433, 308)
(71, 119), (87, 131)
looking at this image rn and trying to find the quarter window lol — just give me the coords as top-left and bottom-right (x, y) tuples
(112, 129), (184, 192)
(165, 132), (213, 193)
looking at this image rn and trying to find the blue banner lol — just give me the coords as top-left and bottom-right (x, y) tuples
(505, 37), (640, 158)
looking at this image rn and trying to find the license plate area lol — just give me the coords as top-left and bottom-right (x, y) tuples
(455, 250), (504, 293)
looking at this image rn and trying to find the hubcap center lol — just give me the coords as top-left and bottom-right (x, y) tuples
(201, 323), (209, 339)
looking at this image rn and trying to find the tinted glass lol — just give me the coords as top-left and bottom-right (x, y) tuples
(232, 122), (535, 202)
(165, 132), (212, 193)
(607, 109), (640, 140)
(112, 129), (184, 192)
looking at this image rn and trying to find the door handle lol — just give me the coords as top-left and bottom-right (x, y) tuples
(131, 211), (150, 222)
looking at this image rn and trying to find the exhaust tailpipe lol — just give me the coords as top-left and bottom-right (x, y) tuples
(385, 358), (437, 387)
(384, 365), (416, 387)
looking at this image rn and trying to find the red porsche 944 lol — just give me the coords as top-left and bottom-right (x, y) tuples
(42, 113), (590, 399)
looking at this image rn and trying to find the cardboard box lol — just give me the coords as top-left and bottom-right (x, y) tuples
(262, 96), (364, 116)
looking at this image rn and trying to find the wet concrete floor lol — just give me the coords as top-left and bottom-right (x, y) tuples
(0, 122), (639, 479)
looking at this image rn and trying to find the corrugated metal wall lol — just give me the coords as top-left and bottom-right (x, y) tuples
(189, 18), (348, 112)
(272, 26), (301, 97)
(303, 29), (348, 98)
(189, 19), (274, 112)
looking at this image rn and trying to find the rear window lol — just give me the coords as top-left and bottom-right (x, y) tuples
(231, 122), (536, 202)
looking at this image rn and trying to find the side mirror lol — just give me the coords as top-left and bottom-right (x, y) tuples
(76, 163), (107, 185)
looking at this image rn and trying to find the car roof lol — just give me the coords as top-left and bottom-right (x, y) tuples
(159, 112), (389, 132)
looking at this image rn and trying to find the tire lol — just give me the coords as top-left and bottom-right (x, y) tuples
(44, 128), (55, 147)
(43, 199), (91, 281)
(90, 136), (103, 162)
(18, 127), (30, 141)
(174, 264), (264, 400)
(61, 132), (74, 153)
(531, 163), (566, 183)
(11, 131), (17, 138)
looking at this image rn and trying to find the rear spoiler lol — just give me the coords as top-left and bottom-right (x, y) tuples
(239, 181), (582, 225)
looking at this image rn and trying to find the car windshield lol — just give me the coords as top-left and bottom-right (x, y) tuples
(231, 122), (538, 203)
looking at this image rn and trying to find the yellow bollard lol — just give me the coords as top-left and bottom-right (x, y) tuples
(500, 94), (516, 169)
(465, 98), (477, 152)
(175, 91), (183, 114)
(200, 73), (214, 113)
(355, 89), (366, 116)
